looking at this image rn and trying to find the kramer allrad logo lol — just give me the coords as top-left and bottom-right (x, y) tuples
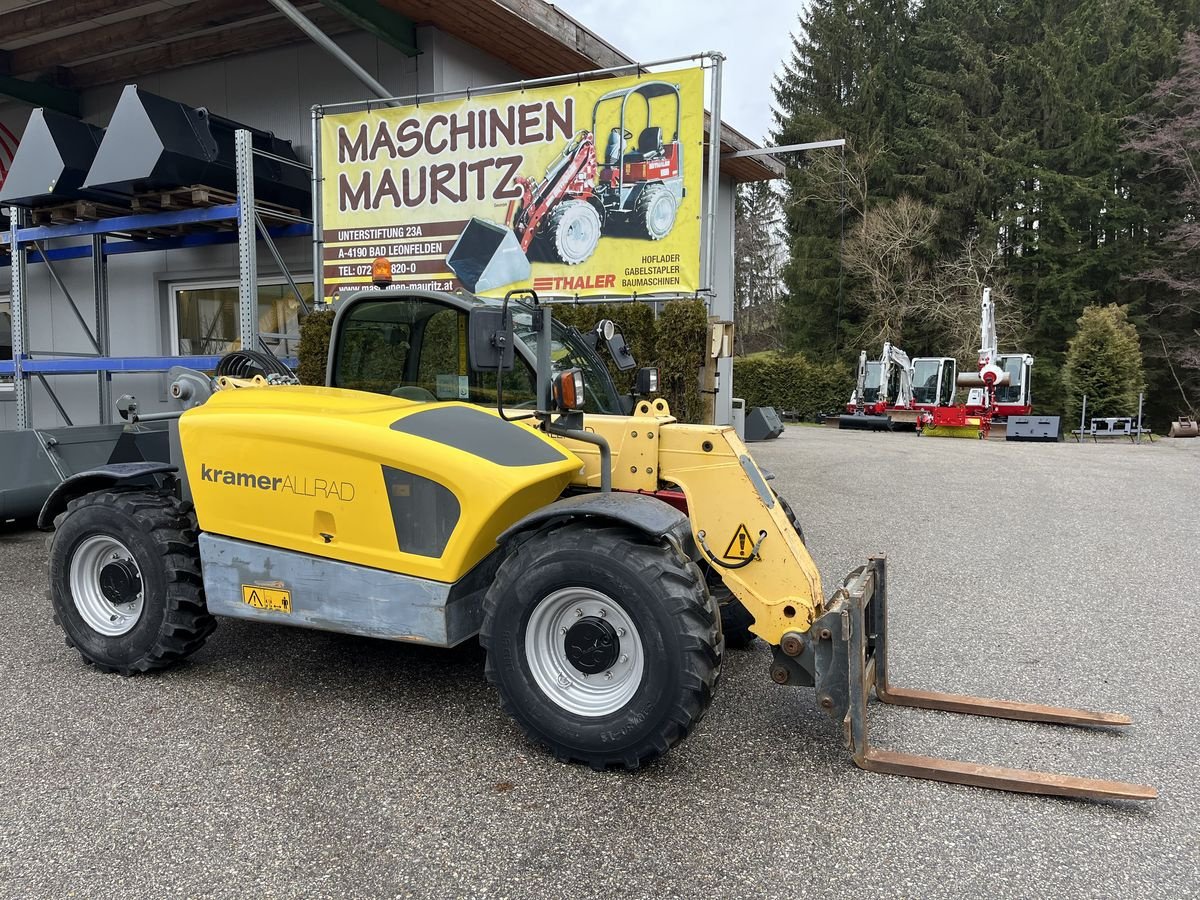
(200, 464), (356, 501)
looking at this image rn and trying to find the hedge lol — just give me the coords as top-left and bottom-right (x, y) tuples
(553, 299), (707, 423)
(733, 351), (851, 421)
(297, 307), (333, 385)
(652, 300), (708, 424)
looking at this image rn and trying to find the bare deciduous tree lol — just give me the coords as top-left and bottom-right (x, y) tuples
(925, 239), (1024, 362)
(842, 197), (1024, 361)
(841, 194), (937, 346)
(1124, 31), (1200, 413)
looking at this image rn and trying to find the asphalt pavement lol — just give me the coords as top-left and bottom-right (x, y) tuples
(0, 426), (1196, 899)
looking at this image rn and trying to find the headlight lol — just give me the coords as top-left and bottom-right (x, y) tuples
(552, 368), (585, 411)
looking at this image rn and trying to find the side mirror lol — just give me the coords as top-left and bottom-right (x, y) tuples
(606, 330), (637, 371)
(468, 307), (513, 372)
(633, 367), (659, 396)
(596, 319), (636, 370)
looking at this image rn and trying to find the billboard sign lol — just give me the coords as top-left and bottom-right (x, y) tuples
(318, 66), (704, 303)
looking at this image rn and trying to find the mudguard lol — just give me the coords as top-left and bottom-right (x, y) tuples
(37, 462), (177, 530)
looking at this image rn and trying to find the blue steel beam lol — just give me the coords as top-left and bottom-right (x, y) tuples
(21, 356), (226, 374)
(0, 223), (312, 266)
(18, 355), (299, 374)
(4, 203), (242, 244)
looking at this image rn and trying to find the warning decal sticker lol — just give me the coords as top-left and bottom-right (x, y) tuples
(241, 585), (292, 613)
(723, 524), (755, 561)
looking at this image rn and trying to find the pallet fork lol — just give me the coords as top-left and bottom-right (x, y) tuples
(799, 558), (1156, 801)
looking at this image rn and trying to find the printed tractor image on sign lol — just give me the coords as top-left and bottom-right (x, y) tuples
(505, 80), (687, 265)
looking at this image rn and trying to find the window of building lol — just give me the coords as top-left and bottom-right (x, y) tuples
(0, 297), (10, 359)
(171, 280), (313, 357)
(0, 296), (12, 391)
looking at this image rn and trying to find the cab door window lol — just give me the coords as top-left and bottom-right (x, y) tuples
(414, 307), (538, 406)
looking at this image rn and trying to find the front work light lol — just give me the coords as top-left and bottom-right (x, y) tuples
(372, 257), (393, 288)
(552, 368), (586, 411)
(634, 367), (659, 395)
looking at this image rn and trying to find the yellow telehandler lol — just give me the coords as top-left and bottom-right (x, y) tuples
(39, 288), (1155, 801)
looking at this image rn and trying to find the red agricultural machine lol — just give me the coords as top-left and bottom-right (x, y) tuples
(446, 81), (686, 291)
(919, 289), (1034, 438)
(840, 342), (917, 430)
(509, 80), (685, 265)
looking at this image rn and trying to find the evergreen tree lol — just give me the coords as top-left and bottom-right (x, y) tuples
(763, 0), (1189, 425)
(1062, 304), (1146, 421)
(733, 182), (788, 353)
(900, 0), (1003, 251)
(992, 0), (1176, 413)
(772, 0), (914, 358)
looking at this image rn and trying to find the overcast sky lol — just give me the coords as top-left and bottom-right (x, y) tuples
(554, 0), (801, 143)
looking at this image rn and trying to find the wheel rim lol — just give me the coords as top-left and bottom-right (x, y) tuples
(646, 191), (676, 238)
(524, 587), (644, 717)
(68, 535), (145, 637)
(558, 204), (600, 263)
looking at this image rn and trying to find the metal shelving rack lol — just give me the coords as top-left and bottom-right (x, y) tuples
(0, 130), (311, 430)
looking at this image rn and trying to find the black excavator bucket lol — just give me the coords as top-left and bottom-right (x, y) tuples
(0, 109), (124, 207)
(82, 85), (310, 213)
(805, 558), (1156, 801)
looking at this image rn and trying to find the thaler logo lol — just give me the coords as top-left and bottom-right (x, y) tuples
(533, 273), (616, 292)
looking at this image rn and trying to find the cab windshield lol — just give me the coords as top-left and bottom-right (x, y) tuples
(994, 355), (1026, 404)
(911, 359), (941, 404)
(861, 362), (883, 403)
(331, 295), (622, 415)
(509, 302), (620, 414)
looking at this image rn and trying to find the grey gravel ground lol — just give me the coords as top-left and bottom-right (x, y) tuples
(1, 426), (1197, 899)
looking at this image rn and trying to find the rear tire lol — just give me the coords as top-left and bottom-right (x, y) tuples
(632, 184), (677, 240)
(543, 200), (601, 264)
(480, 522), (722, 770)
(48, 490), (215, 675)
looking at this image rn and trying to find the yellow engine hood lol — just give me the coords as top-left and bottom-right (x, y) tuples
(179, 386), (582, 582)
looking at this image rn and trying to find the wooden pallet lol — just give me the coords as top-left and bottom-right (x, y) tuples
(29, 198), (131, 226)
(132, 184), (301, 220)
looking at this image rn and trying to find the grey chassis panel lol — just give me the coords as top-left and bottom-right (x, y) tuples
(0, 422), (170, 524)
(0, 430), (64, 521)
(198, 534), (484, 647)
(497, 492), (698, 559)
(36, 462), (177, 530)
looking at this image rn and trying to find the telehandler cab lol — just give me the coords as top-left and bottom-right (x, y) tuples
(40, 288), (1154, 801)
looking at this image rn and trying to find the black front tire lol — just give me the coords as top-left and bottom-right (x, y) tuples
(480, 522), (722, 770)
(48, 490), (215, 675)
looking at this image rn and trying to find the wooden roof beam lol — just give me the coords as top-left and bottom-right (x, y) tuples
(5, 0), (289, 77)
(65, 6), (356, 86)
(0, 0), (153, 45)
